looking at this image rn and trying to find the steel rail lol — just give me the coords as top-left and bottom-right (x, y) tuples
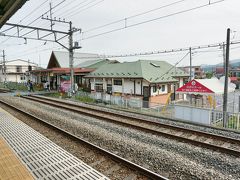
(23, 95), (240, 157)
(0, 99), (168, 180)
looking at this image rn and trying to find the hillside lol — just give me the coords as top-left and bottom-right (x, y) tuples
(202, 59), (240, 72)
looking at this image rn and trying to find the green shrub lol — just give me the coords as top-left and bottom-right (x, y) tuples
(75, 95), (95, 103)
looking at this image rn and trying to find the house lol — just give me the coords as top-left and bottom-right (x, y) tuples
(215, 67), (224, 78)
(85, 60), (189, 105)
(179, 66), (205, 79)
(0, 59), (38, 83)
(229, 67), (240, 89)
(31, 51), (119, 90)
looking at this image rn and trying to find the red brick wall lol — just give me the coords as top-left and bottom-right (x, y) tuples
(149, 94), (169, 105)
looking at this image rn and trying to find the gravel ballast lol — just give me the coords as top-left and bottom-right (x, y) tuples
(1, 96), (240, 180)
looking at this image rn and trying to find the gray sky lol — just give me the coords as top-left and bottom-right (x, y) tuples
(1, 0), (240, 68)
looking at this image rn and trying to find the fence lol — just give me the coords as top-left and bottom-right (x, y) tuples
(75, 91), (240, 131)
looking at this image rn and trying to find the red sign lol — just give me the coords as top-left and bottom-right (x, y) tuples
(176, 80), (214, 93)
(60, 80), (71, 92)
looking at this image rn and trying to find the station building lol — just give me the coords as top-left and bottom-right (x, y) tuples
(85, 60), (189, 105)
(30, 51), (118, 90)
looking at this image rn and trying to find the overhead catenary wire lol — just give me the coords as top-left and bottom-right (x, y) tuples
(6, 39), (240, 68)
(7, 43), (62, 60)
(65, 0), (105, 18)
(81, 0), (226, 40)
(53, 0), (89, 17)
(1, 0), (49, 33)
(0, 0), (66, 45)
(71, 40), (240, 61)
(103, 40), (240, 58)
(56, 0), (99, 18)
(52, 0), (80, 15)
(84, 0), (188, 33)
(154, 52), (190, 81)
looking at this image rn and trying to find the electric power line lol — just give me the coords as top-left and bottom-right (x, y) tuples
(84, 0), (188, 33)
(53, 0), (89, 17)
(55, 0), (98, 18)
(1, 0), (49, 33)
(66, 0), (105, 18)
(0, 0), (66, 45)
(81, 0), (226, 40)
(103, 40), (240, 58)
(51, 0), (79, 15)
(154, 52), (190, 81)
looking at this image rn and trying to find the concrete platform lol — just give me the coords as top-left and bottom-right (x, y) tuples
(0, 108), (109, 180)
(0, 137), (34, 180)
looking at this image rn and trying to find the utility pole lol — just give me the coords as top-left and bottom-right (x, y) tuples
(2, 50), (6, 84)
(68, 21), (74, 93)
(189, 47), (192, 105)
(49, 2), (54, 30)
(42, 16), (80, 94)
(222, 42), (226, 73)
(41, 4), (81, 94)
(189, 47), (192, 81)
(223, 28), (231, 128)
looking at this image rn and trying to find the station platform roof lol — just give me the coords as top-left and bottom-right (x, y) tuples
(31, 67), (95, 75)
(0, 0), (28, 28)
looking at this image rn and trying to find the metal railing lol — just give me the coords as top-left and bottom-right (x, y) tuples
(75, 91), (240, 131)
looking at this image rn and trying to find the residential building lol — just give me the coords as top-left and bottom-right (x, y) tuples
(85, 60), (189, 105)
(230, 67), (240, 78)
(215, 67), (225, 78)
(229, 67), (240, 89)
(0, 59), (38, 83)
(180, 66), (205, 79)
(31, 51), (119, 90)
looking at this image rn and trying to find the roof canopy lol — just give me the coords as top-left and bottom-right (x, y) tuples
(86, 60), (189, 83)
(47, 51), (116, 69)
(176, 78), (236, 95)
(0, 0), (27, 28)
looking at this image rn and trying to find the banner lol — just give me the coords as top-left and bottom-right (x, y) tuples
(60, 76), (71, 92)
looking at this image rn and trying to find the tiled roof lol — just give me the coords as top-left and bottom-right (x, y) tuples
(86, 60), (189, 83)
(48, 51), (109, 68)
(31, 68), (94, 74)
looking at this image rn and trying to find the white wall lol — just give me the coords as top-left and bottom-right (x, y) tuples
(0, 60), (38, 83)
(179, 78), (184, 87)
(136, 80), (142, 95)
(175, 105), (211, 125)
(151, 84), (168, 96)
(122, 80), (134, 94)
(90, 78), (145, 95)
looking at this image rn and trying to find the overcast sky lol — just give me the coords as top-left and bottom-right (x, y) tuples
(0, 0), (240, 68)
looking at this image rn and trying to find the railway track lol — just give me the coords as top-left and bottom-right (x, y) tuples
(23, 95), (240, 157)
(0, 88), (11, 93)
(0, 99), (167, 180)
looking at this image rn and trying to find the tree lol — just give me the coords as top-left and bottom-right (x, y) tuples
(205, 72), (213, 79)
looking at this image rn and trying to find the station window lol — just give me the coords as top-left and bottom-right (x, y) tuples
(152, 85), (157, 93)
(95, 83), (103, 92)
(161, 85), (165, 92)
(107, 84), (112, 94)
(20, 76), (26, 80)
(16, 66), (22, 73)
(113, 79), (122, 86)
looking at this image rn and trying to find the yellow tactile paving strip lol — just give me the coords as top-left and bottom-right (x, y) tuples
(0, 137), (34, 180)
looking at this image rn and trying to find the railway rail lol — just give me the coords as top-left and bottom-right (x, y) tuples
(0, 88), (10, 93)
(23, 95), (240, 157)
(0, 99), (167, 180)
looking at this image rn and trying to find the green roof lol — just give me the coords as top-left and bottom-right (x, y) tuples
(86, 60), (189, 83)
(85, 59), (118, 69)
